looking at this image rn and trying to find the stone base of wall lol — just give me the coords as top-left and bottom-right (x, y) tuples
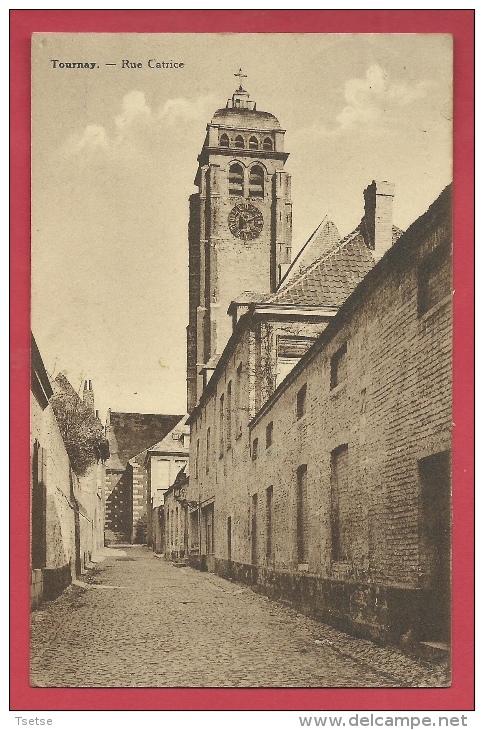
(42, 562), (72, 602)
(213, 559), (432, 645)
(188, 554), (207, 571)
(30, 569), (43, 610)
(104, 529), (131, 545)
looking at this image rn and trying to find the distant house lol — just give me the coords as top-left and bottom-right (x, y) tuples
(104, 411), (183, 544)
(163, 465), (190, 561)
(144, 415), (190, 554)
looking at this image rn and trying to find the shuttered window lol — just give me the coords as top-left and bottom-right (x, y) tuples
(330, 445), (349, 561)
(296, 465), (309, 564)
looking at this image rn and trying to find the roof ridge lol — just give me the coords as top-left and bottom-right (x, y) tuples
(278, 215), (331, 288)
(269, 225), (361, 302)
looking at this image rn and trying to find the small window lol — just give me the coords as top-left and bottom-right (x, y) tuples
(266, 486), (273, 560)
(252, 437), (259, 461)
(330, 343), (347, 389)
(226, 381), (232, 450)
(296, 384), (307, 419)
(266, 421), (273, 448)
(205, 427), (211, 473)
(220, 133), (229, 148)
(228, 162), (244, 196)
(236, 362), (243, 438)
(418, 243), (452, 316)
(249, 136), (259, 150)
(263, 137), (273, 151)
(219, 393), (225, 457)
(234, 135), (244, 149)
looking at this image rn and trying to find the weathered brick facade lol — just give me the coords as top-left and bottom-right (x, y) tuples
(31, 338), (107, 605)
(187, 186), (452, 645)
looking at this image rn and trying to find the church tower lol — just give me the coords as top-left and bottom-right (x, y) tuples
(187, 71), (292, 411)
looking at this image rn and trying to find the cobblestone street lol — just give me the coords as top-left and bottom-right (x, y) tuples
(30, 546), (449, 688)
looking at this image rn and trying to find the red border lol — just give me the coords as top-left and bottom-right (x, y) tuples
(10, 10), (475, 712)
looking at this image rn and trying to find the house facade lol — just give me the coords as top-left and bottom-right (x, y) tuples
(186, 183), (452, 645)
(30, 338), (108, 606)
(145, 415), (190, 553)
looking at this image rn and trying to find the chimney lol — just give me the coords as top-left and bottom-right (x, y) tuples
(362, 180), (395, 262)
(82, 379), (95, 413)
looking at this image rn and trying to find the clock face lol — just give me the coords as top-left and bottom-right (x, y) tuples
(228, 203), (264, 241)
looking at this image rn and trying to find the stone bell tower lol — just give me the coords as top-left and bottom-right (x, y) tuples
(187, 71), (292, 411)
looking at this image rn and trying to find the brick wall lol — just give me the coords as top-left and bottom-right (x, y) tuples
(187, 186), (452, 644)
(105, 469), (132, 544)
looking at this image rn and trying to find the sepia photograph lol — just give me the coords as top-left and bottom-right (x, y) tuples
(26, 25), (460, 696)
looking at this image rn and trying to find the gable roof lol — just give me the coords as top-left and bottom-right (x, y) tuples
(147, 414), (190, 455)
(267, 224), (403, 308)
(106, 412), (183, 470)
(280, 217), (341, 286)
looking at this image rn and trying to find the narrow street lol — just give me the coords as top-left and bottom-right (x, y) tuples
(30, 546), (449, 688)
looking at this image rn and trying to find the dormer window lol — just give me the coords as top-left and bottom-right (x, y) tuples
(220, 133), (229, 148)
(234, 135), (245, 149)
(249, 165), (264, 198)
(263, 137), (273, 151)
(228, 163), (244, 196)
(249, 136), (258, 150)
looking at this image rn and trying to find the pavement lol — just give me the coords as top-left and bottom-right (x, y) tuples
(30, 545), (450, 688)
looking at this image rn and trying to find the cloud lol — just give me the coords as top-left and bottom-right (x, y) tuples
(299, 65), (428, 140)
(65, 124), (109, 155)
(336, 65), (427, 131)
(158, 94), (217, 125)
(62, 91), (217, 157)
(114, 90), (152, 135)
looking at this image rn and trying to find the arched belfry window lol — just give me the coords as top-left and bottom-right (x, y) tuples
(234, 136), (245, 149)
(263, 137), (273, 151)
(249, 165), (264, 198)
(220, 133), (229, 148)
(249, 136), (259, 150)
(229, 163), (244, 196)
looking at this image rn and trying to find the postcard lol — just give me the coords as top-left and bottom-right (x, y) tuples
(11, 10), (474, 714)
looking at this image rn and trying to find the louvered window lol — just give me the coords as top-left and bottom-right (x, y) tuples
(249, 165), (264, 198)
(228, 163), (244, 196)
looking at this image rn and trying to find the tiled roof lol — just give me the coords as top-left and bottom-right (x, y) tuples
(267, 227), (375, 308)
(281, 217), (341, 286)
(203, 354), (221, 370)
(106, 412), (183, 469)
(232, 291), (269, 305)
(147, 415), (190, 455)
(269, 224), (404, 308)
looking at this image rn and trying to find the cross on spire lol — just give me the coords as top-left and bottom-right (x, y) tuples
(234, 68), (247, 90)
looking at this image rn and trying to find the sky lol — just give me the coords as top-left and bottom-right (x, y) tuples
(31, 33), (452, 422)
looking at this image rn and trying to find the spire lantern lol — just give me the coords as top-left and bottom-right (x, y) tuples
(227, 68), (256, 111)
